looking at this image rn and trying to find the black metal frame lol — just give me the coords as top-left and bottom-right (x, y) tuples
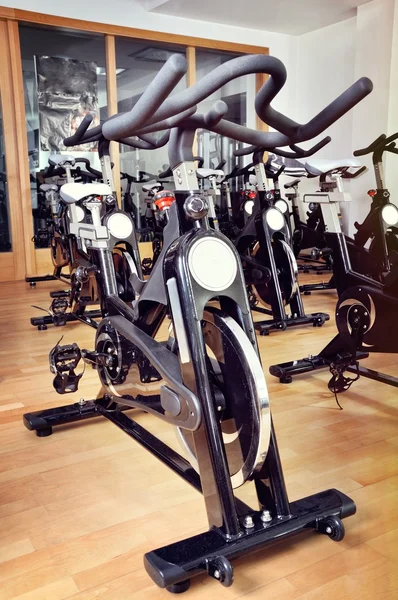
(236, 190), (329, 335)
(23, 183), (354, 592)
(24, 397), (355, 590)
(270, 228), (398, 388)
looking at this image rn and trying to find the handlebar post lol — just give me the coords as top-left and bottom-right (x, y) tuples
(172, 161), (199, 191)
(99, 140), (115, 193)
(254, 162), (268, 191)
(374, 159), (385, 190)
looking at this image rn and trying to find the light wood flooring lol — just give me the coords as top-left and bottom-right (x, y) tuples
(0, 272), (397, 599)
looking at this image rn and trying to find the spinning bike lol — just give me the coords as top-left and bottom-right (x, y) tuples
(29, 145), (141, 330)
(233, 145), (331, 334)
(352, 132), (398, 268)
(23, 53), (372, 592)
(270, 175), (398, 390)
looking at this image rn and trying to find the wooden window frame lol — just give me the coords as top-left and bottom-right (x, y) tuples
(0, 6), (269, 277)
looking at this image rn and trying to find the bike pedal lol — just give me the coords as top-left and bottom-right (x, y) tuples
(50, 297), (69, 326)
(49, 342), (83, 394)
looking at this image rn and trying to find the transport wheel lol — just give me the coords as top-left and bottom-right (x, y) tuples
(318, 516), (345, 542)
(177, 307), (271, 488)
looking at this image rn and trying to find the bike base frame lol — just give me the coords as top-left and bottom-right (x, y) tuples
(144, 488), (354, 590)
(254, 310), (330, 336)
(269, 350), (369, 384)
(30, 308), (102, 330)
(23, 400), (355, 592)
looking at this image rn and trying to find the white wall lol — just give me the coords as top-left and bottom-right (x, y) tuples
(350, 0), (396, 232)
(288, 0), (397, 234)
(386, 0), (398, 193)
(285, 17), (358, 227)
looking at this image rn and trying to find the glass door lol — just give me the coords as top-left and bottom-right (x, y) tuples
(0, 20), (26, 282)
(19, 23), (108, 276)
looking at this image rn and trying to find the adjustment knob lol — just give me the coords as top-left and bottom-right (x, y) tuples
(184, 195), (208, 220)
(105, 195), (116, 206)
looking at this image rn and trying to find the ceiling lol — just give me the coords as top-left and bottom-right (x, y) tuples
(145, 0), (373, 35)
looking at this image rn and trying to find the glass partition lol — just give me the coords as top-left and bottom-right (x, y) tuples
(19, 24), (108, 247)
(116, 38), (187, 221)
(0, 92), (12, 252)
(196, 49), (255, 190)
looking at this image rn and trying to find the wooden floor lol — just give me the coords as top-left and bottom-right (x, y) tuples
(0, 273), (397, 599)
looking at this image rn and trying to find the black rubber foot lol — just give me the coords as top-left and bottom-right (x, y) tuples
(280, 375), (292, 384)
(36, 427), (53, 437)
(304, 291), (311, 296)
(38, 324), (48, 331)
(167, 580), (191, 594)
(30, 282), (36, 288)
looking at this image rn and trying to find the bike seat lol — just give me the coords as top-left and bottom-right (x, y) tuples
(142, 182), (163, 193)
(40, 183), (58, 192)
(60, 182), (112, 204)
(196, 168), (225, 183)
(305, 158), (361, 176)
(49, 154), (76, 167)
(284, 179), (300, 189)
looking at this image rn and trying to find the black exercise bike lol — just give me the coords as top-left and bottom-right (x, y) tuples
(23, 52), (372, 593)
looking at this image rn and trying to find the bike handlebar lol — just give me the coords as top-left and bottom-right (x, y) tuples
(353, 134), (387, 156)
(353, 131), (398, 163)
(64, 114), (97, 147)
(74, 158), (102, 179)
(63, 53), (373, 158)
(103, 53), (187, 141)
(234, 136), (331, 159)
(257, 76), (372, 143)
(341, 165), (367, 179)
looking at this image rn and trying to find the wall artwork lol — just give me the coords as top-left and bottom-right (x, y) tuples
(35, 56), (99, 152)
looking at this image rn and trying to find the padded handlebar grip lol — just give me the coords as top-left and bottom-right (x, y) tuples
(278, 137), (332, 158)
(74, 158), (102, 179)
(158, 166), (173, 178)
(233, 136), (331, 158)
(384, 132), (398, 145)
(103, 54), (188, 141)
(353, 133), (387, 156)
(258, 77), (373, 143)
(208, 119), (294, 150)
(204, 100), (228, 127)
(63, 113), (95, 147)
(103, 54), (287, 140)
(120, 131), (170, 150)
(341, 165), (367, 179)
(134, 107), (197, 135)
(194, 156), (205, 168)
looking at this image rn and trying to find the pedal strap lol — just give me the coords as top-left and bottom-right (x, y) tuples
(328, 360), (360, 409)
